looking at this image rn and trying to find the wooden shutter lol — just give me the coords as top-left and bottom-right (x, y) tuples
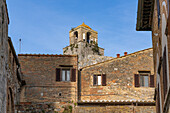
(134, 74), (140, 87)
(150, 75), (154, 87)
(102, 74), (106, 86)
(56, 68), (61, 81)
(93, 75), (97, 85)
(71, 68), (76, 82)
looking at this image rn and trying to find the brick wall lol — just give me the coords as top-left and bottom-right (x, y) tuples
(18, 54), (78, 103)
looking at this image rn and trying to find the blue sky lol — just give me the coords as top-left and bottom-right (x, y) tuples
(6, 0), (152, 57)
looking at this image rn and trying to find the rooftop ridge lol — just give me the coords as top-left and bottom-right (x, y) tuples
(18, 54), (77, 57)
(81, 48), (153, 69)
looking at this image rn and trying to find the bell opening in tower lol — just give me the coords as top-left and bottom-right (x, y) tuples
(87, 32), (91, 43)
(74, 31), (78, 40)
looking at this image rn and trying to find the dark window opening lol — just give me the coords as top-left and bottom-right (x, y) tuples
(59, 92), (61, 96)
(157, 0), (160, 28)
(163, 46), (168, 99)
(87, 32), (90, 43)
(74, 31), (78, 40)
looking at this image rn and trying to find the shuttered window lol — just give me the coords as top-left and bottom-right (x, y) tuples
(56, 68), (76, 82)
(93, 74), (106, 86)
(135, 72), (155, 88)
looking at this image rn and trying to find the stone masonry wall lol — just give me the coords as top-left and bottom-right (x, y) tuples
(0, 0), (9, 113)
(63, 41), (104, 62)
(79, 55), (113, 69)
(16, 103), (156, 113)
(18, 55), (78, 103)
(80, 48), (154, 101)
(16, 102), (76, 113)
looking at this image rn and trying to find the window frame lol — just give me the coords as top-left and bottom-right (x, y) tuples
(93, 74), (102, 86)
(139, 71), (150, 87)
(93, 74), (106, 86)
(56, 67), (76, 82)
(134, 71), (154, 88)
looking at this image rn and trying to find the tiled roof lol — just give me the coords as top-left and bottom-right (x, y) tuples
(18, 54), (77, 57)
(79, 99), (155, 103)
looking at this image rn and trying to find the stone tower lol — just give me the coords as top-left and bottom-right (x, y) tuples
(63, 22), (104, 62)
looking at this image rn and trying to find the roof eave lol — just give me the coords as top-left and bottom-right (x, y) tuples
(136, 0), (154, 31)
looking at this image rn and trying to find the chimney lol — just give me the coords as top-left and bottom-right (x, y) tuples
(124, 52), (128, 56)
(117, 54), (120, 58)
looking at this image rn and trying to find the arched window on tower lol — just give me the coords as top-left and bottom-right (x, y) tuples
(74, 31), (78, 40)
(86, 32), (91, 43)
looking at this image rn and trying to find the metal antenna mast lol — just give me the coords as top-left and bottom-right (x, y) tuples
(19, 39), (21, 54)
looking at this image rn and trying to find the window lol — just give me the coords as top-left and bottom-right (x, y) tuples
(56, 68), (76, 82)
(62, 69), (70, 81)
(134, 71), (154, 87)
(93, 74), (106, 86)
(157, 0), (160, 28)
(140, 75), (149, 87)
